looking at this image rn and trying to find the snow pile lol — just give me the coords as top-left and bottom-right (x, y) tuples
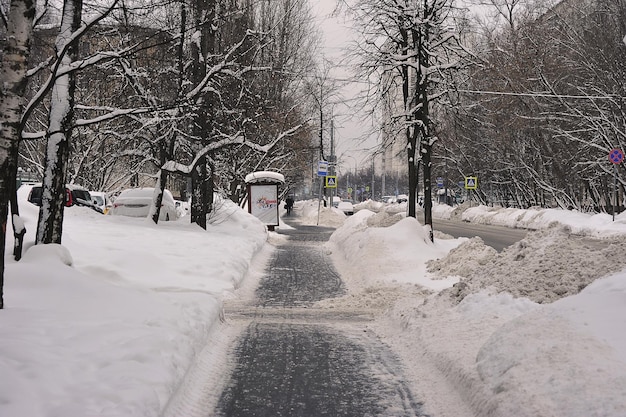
(426, 236), (497, 279)
(353, 199), (384, 212)
(429, 225), (626, 304)
(295, 199), (348, 227)
(327, 209), (464, 293)
(1, 185), (268, 417)
(326, 202), (626, 417)
(445, 203), (626, 237)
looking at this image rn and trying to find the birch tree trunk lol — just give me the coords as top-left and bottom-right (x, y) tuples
(36, 0), (83, 244)
(0, 0), (36, 309)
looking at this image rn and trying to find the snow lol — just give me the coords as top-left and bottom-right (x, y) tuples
(243, 170), (285, 184)
(2, 188), (626, 416)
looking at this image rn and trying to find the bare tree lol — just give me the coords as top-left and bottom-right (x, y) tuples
(447, 0), (626, 212)
(347, 0), (470, 240)
(17, 0), (319, 235)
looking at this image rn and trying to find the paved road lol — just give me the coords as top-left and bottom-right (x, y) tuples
(215, 219), (426, 417)
(362, 205), (527, 251)
(433, 218), (528, 251)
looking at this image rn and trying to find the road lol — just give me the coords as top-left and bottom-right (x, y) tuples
(433, 218), (528, 251)
(215, 220), (427, 417)
(364, 206), (528, 251)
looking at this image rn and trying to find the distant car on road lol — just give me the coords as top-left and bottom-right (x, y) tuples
(337, 200), (354, 215)
(110, 188), (179, 221)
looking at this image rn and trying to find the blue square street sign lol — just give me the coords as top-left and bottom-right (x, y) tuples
(318, 161), (328, 176)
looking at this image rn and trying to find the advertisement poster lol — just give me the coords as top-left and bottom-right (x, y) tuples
(249, 184), (279, 226)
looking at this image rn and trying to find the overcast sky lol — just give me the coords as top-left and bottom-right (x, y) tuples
(310, 0), (379, 176)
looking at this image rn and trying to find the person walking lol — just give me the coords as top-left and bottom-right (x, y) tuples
(285, 195), (294, 215)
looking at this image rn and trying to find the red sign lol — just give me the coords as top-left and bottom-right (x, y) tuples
(609, 148), (624, 164)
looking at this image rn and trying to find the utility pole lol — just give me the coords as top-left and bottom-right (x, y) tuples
(371, 156), (375, 200)
(328, 118), (335, 208)
(381, 151), (386, 196)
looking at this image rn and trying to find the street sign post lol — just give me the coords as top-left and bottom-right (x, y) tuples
(609, 149), (624, 221)
(465, 176), (478, 207)
(316, 161), (329, 225)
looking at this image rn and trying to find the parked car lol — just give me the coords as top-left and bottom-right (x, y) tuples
(174, 199), (190, 217)
(110, 188), (179, 221)
(337, 199), (354, 215)
(396, 194), (409, 203)
(90, 191), (111, 214)
(28, 183), (101, 212)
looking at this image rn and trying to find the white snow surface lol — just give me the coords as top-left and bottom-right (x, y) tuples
(243, 170), (285, 184)
(2, 189), (626, 417)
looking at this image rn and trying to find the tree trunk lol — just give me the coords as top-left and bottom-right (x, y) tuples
(0, 0), (36, 308)
(36, 0), (83, 244)
(10, 176), (26, 261)
(191, 156), (209, 228)
(187, 0), (217, 229)
(422, 135), (434, 241)
(416, 9), (433, 243)
(407, 126), (418, 218)
(151, 170), (168, 224)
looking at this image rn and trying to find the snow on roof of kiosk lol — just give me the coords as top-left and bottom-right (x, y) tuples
(244, 171), (285, 184)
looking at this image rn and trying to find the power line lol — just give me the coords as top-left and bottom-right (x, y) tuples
(457, 89), (622, 101)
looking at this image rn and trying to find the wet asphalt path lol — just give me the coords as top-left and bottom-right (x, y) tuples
(215, 218), (426, 417)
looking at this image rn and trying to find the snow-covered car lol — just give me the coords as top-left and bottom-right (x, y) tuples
(337, 200), (354, 215)
(174, 199), (190, 217)
(110, 188), (179, 221)
(28, 183), (101, 213)
(90, 191), (111, 214)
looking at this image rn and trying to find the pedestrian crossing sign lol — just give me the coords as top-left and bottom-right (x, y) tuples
(325, 176), (337, 188)
(465, 176), (478, 190)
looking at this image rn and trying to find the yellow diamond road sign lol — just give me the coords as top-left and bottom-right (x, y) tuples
(325, 176), (337, 188)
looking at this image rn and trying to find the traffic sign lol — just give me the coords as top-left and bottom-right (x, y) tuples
(436, 177), (444, 188)
(465, 176), (478, 190)
(325, 176), (337, 188)
(317, 161), (328, 176)
(609, 148), (624, 164)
